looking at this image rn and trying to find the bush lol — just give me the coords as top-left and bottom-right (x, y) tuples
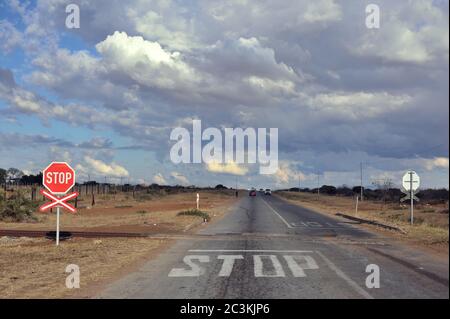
(177, 209), (210, 221)
(0, 190), (38, 222)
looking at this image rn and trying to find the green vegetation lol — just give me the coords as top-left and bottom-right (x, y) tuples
(177, 209), (210, 221)
(0, 189), (38, 222)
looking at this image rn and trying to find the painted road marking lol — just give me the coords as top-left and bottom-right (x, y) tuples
(168, 255), (210, 277)
(168, 250), (373, 298)
(217, 255), (243, 277)
(290, 221), (345, 229)
(315, 251), (374, 299)
(261, 199), (346, 230)
(254, 255), (285, 277)
(168, 252), (319, 278)
(284, 255), (319, 277)
(261, 198), (293, 228)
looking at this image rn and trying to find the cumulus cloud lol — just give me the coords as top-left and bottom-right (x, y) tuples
(272, 162), (308, 186)
(424, 157), (449, 171)
(153, 173), (167, 185)
(95, 31), (197, 89)
(170, 172), (189, 185)
(83, 156), (129, 177)
(206, 161), (248, 176)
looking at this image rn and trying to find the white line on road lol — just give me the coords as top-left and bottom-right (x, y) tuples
(315, 251), (374, 299)
(188, 249), (313, 253)
(261, 198), (293, 228)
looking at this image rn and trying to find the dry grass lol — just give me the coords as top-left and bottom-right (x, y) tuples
(0, 236), (168, 298)
(0, 190), (236, 298)
(277, 191), (449, 245)
(0, 191), (235, 233)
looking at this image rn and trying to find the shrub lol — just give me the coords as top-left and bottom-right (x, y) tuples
(0, 190), (38, 222)
(177, 209), (210, 221)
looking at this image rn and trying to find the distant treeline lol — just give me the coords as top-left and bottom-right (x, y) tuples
(281, 186), (449, 204)
(0, 168), (233, 193)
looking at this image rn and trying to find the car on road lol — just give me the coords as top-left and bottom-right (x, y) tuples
(264, 189), (272, 195)
(249, 189), (257, 196)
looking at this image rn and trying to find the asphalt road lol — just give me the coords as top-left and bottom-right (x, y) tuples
(98, 194), (449, 299)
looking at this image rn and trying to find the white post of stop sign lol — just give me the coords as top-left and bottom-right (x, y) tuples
(402, 170), (420, 225)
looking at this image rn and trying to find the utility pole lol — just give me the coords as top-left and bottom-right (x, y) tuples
(298, 173), (301, 191)
(360, 162), (364, 202)
(409, 171), (414, 225)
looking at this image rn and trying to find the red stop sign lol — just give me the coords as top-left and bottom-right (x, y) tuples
(43, 162), (76, 194)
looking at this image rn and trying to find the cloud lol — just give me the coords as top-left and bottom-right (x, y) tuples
(153, 173), (167, 185)
(0, 20), (23, 53)
(353, 0), (449, 64)
(303, 0), (342, 23)
(272, 162), (308, 186)
(95, 31), (197, 89)
(0, 0), (448, 189)
(424, 157), (449, 171)
(83, 156), (129, 177)
(77, 137), (113, 149)
(170, 171), (189, 185)
(206, 161), (248, 176)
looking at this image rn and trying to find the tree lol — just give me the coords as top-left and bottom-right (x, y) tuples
(20, 172), (43, 185)
(320, 185), (337, 195)
(372, 177), (394, 206)
(6, 168), (24, 182)
(0, 168), (6, 184)
(215, 184), (228, 190)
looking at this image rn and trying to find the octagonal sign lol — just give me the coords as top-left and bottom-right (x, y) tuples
(43, 162), (76, 194)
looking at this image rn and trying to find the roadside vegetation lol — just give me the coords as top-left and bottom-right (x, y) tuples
(177, 209), (210, 221)
(277, 190), (449, 246)
(0, 189), (38, 222)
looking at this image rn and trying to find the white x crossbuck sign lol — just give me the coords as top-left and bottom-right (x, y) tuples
(39, 189), (79, 213)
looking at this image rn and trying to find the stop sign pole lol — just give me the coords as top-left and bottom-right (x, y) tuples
(41, 162), (78, 246)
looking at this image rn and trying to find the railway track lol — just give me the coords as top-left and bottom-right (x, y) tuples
(0, 229), (149, 239)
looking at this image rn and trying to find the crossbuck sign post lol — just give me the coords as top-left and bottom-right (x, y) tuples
(40, 162), (78, 246)
(401, 170), (420, 225)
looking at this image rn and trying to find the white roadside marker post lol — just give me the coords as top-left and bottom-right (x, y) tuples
(56, 205), (60, 246)
(355, 195), (359, 217)
(196, 193), (200, 210)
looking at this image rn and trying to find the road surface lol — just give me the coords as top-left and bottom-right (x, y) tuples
(98, 194), (449, 299)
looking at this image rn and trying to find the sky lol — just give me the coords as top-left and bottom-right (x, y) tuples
(0, 0), (449, 190)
